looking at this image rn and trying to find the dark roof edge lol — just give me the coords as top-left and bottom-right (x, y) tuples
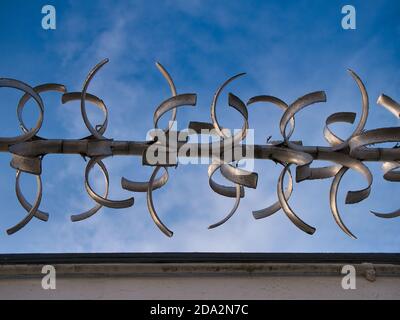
(0, 253), (399, 265)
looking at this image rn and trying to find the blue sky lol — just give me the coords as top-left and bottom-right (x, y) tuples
(0, 0), (399, 252)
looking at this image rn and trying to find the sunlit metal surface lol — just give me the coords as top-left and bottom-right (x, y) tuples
(0, 59), (399, 238)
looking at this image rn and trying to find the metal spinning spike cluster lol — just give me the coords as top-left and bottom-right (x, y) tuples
(1, 59), (399, 238)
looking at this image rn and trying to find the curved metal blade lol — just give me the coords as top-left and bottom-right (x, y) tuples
(146, 166), (173, 237)
(277, 164), (316, 235)
(7, 171), (43, 235)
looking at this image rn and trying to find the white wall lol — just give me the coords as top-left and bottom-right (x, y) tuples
(0, 262), (399, 299)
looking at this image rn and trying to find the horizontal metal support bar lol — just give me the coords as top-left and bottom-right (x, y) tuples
(4, 139), (395, 162)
